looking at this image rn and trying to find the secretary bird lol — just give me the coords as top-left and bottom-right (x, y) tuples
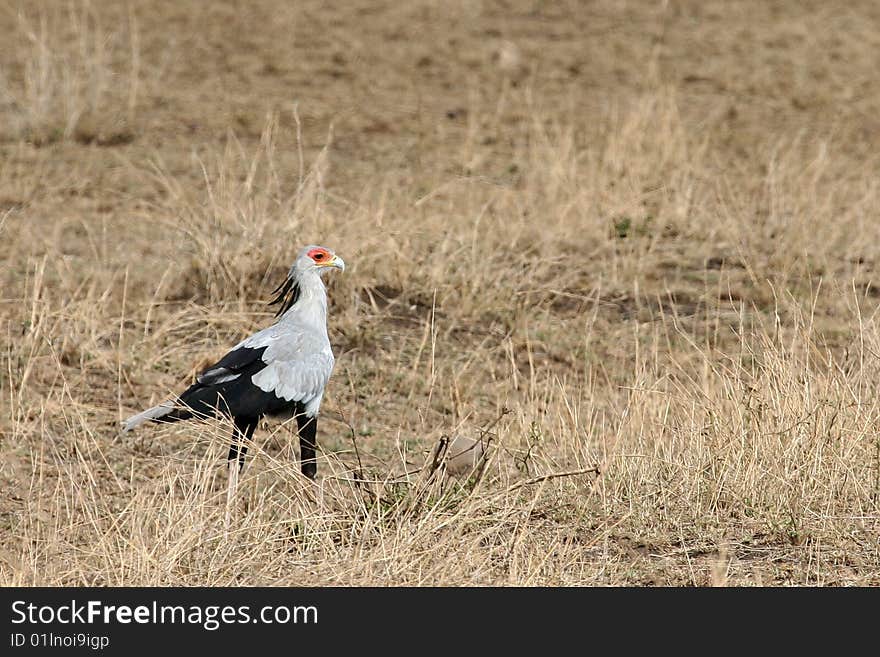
(122, 245), (345, 480)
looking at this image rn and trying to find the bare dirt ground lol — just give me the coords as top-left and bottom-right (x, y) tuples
(1, 0), (879, 585)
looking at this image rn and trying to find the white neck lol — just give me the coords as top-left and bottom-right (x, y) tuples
(279, 270), (328, 330)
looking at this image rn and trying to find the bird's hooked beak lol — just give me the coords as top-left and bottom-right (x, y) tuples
(321, 254), (345, 272)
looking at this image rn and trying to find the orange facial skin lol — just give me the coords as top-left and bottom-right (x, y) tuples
(307, 248), (332, 264)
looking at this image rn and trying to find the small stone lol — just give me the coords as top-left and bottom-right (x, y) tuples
(445, 435), (489, 476)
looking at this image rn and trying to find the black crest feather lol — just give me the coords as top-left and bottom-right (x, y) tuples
(268, 275), (301, 317)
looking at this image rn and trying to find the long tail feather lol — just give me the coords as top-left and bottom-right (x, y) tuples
(121, 402), (175, 432)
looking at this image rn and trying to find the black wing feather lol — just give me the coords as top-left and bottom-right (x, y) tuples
(196, 345), (267, 385)
(170, 344), (294, 420)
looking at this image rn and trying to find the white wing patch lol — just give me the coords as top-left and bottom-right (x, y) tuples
(198, 368), (241, 384)
(251, 353), (333, 403)
(237, 292), (335, 412)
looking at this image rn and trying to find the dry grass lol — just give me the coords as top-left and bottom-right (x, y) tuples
(0, 1), (140, 145)
(1, 0), (879, 586)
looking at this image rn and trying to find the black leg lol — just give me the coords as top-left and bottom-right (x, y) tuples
(296, 408), (318, 480)
(229, 416), (258, 471)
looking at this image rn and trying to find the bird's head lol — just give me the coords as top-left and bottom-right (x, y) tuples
(269, 245), (345, 316)
(296, 245), (345, 276)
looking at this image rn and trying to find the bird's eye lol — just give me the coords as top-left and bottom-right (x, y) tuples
(314, 253), (325, 260)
